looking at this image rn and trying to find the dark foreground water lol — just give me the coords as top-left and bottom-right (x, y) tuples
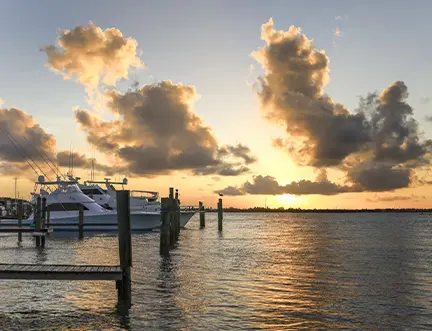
(0, 213), (431, 330)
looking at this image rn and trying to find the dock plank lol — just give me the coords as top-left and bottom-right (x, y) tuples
(71, 266), (81, 272)
(38, 265), (51, 272)
(0, 264), (122, 281)
(0, 228), (50, 233)
(46, 265), (57, 272)
(19, 265), (33, 272)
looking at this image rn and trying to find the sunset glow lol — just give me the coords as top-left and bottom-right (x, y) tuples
(0, 2), (431, 209)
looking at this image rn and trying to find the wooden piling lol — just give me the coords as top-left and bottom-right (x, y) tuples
(17, 200), (23, 242)
(35, 197), (41, 247)
(116, 190), (132, 308)
(159, 197), (170, 255)
(46, 210), (50, 228)
(41, 197), (46, 247)
(41, 197), (47, 228)
(218, 198), (223, 231)
(175, 189), (180, 240)
(78, 205), (84, 239)
(199, 201), (205, 228)
(169, 188), (175, 247)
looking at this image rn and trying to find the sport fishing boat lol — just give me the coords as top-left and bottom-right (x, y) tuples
(26, 176), (162, 231)
(70, 176), (196, 227)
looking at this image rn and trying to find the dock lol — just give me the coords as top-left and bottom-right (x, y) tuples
(0, 227), (51, 233)
(0, 190), (133, 308)
(0, 264), (121, 280)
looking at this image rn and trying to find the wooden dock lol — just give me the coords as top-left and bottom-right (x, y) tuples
(0, 264), (121, 280)
(0, 190), (133, 308)
(0, 227), (51, 233)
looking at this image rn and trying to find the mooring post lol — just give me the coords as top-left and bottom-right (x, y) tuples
(40, 197), (47, 247)
(175, 189), (180, 239)
(78, 204), (84, 239)
(35, 197), (41, 247)
(17, 200), (23, 242)
(218, 198), (223, 232)
(41, 197), (47, 228)
(46, 210), (51, 228)
(116, 190), (132, 308)
(199, 201), (205, 228)
(159, 197), (170, 255)
(169, 188), (175, 247)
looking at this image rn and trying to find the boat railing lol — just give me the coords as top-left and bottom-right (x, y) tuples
(130, 190), (159, 200)
(180, 205), (199, 211)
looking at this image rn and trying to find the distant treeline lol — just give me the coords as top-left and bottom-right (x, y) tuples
(205, 207), (432, 213)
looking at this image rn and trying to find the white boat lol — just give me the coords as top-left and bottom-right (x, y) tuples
(77, 177), (160, 212)
(26, 176), (161, 231)
(71, 176), (196, 227)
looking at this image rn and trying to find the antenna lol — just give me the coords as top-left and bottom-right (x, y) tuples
(71, 142), (74, 177)
(0, 126), (53, 182)
(68, 143), (72, 176)
(20, 134), (65, 180)
(91, 152), (95, 181)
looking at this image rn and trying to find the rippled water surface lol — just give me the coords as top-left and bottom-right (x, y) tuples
(0, 213), (431, 330)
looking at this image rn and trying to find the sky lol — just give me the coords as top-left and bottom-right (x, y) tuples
(0, 0), (431, 208)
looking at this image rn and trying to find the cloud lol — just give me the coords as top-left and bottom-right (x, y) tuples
(215, 185), (244, 196)
(426, 116), (432, 122)
(56, 150), (124, 176)
(42, 24), (143, 107)
(75, 80), (256, 176)
(251, 19), (432, 192)
(57, 150), (89, 168)
(333, 27), (342, 38)
(215, 171), (358, 196)
(242, 175), (283, 194)
(335, 15), (348, 21)
(249, 64), (255, 74)
(420, 97), (431, 104)
(349, 165), (411, 192)
(218, 144), (257, 164)
(367, 194), (425, 203)
(0, 107), (120, 178)
(252, 18), (370, 167)
(0, 107), (56, 164)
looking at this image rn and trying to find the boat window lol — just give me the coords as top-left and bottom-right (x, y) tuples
(47, 203), (89, 211)
(82, 188), (104, 195)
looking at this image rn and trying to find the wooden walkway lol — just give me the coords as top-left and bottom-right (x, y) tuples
(0, 228), (51, 233)
(0, 191), (133, 307)
(0, 264), (122, 280)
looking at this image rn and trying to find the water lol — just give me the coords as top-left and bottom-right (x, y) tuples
(0, 213), (430, 330)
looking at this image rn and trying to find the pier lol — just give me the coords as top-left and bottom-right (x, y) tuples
(0, 188), (217, 309)
(0, 190), (133, 308)
(0, 264), (122, 280)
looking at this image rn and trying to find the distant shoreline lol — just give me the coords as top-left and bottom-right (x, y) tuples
(205, 208), (432, 213)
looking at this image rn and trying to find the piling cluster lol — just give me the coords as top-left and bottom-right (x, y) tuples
(159, 187), (181, 255)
